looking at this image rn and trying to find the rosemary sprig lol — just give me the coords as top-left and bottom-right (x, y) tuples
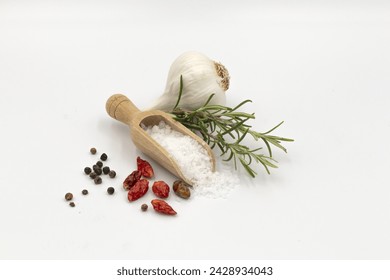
(169, 75), (294, 177)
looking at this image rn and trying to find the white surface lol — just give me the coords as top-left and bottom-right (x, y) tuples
(0, 0), (390, 259)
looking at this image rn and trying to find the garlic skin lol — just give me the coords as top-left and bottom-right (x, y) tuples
(148, 51), (230, 111)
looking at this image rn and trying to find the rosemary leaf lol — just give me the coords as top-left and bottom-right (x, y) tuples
(170, 89), (294, 176)
(172, 75), (184, 110)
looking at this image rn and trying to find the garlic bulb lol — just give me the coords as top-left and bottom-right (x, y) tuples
(148, 51), (230, 111)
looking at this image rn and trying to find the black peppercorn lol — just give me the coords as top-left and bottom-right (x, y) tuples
(84, 167), (92, 175)
(109, 170), (116, 178)
(94, 176), (102, 184)
(69, 202), (75, 207)
(95, 168), (102, 175)
(103, 166), (110, 174)
(100, 153), (108, 161)
(82, 189), (88, 195)
(96, 161), (103, 168)
(107, 187), (115, 194)
(89, 172), (97, 179)
(93, 165), (102, 175)
(141, 204), (148, 211)
(65, 193), (73, 201)
(90, 147), (97, 154)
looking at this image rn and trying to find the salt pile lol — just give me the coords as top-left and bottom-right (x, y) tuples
(144, 121), (239, 198)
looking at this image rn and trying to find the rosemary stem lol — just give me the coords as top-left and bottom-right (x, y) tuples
(170, 94), (293, 176)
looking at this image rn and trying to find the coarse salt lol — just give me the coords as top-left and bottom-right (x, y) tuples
(144, 121), (239, 198)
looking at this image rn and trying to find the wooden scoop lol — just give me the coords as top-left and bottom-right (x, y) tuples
(106, 94), (216, 185)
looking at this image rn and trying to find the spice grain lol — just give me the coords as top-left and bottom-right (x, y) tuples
(100, 153), (108, 161)
(141, 204), (148, 211)
(109, 170), (116, 178)
(94, 176), (102, 184)
(107, 187), (115, 195)
(94, 167), (102, 175)
(103, 166), (110, 174)
(107, 187), (115, 194)
(65, 193), (73, 201)
(173, 180), (191, 199)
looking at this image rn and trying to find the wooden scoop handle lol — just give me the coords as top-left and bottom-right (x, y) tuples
(106, 94), (140, 125)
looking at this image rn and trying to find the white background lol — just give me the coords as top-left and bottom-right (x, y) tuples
(0, 0), (389, 260)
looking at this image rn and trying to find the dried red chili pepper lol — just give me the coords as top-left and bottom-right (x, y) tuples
(151, 199), (177, 215)
(128, 179), (149, 201)
(123, 170), (141, 190)
(137, 156), (154, 178)
(152, 181), (170, 198)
